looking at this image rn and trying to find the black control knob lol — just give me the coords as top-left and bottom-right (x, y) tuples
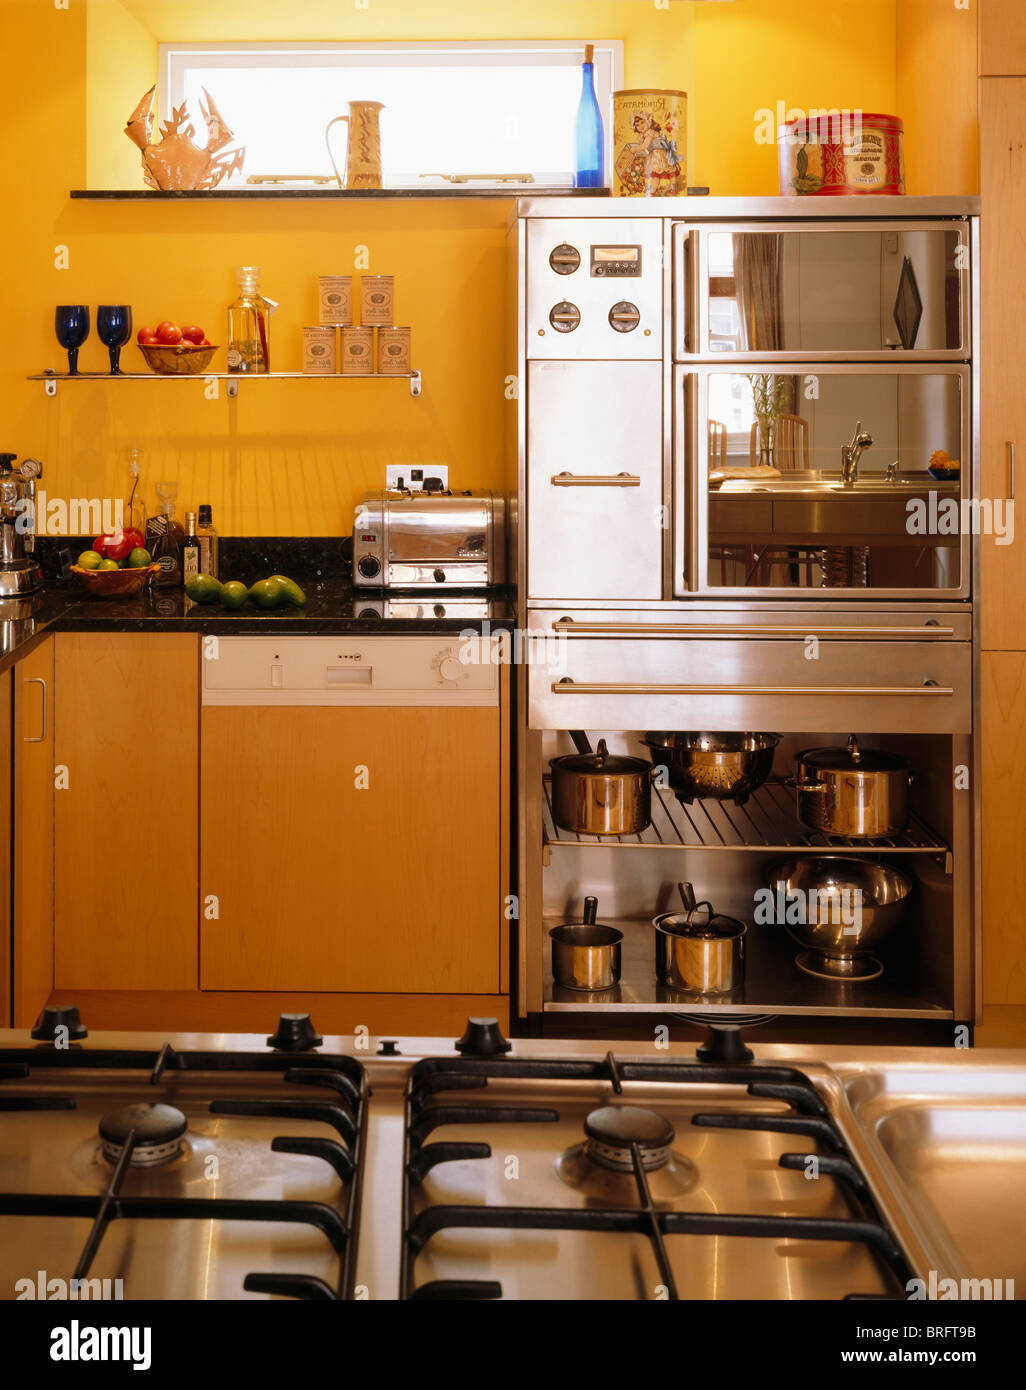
(357, 555), (381, 579)
(377, 1039), (400, 1056)
(31, 1004), (87, 1042)
(455, 1017), (512, 1056)
(267, 1013), (323, 1052)
(433, 568), (446, 583)
(549, 301), (581, 333)
(549, 243), (581, 275)
(609, 301), (641, 333)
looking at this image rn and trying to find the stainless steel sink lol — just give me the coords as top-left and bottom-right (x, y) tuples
(826, 1057), (1026, 1292)
(716, 471), (956, 496)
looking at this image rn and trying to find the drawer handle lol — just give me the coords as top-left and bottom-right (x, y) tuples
(23, 676), (47, 743)
(551, 620), (956, 638)
(1008, 441), (1016, 501)
(550, 472), (641, 488)
(552, 679), (954, 696)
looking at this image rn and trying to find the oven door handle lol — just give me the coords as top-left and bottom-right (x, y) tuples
(549, 472), (641, 488)
(552, 678), (954, 696)
(550, 619), (956, 638)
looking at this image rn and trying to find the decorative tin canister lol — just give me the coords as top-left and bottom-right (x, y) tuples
(778, 112), (905, 196)
(341, 325), (374, 374)
(376, 325), (411, 374)
(612, 89), (687, 197)
(318, 275), (353, 327)
(360, 275), (394, 326)
(302, 326), (337, 375)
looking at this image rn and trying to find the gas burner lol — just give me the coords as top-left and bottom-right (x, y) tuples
(98, 1103), (187, 1167)
(583, 1105), (674, 1172)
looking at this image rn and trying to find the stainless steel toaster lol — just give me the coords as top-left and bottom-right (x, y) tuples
(352, 488), (506, 588)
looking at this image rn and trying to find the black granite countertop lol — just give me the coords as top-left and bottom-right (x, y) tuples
(0, 569), (517, 676)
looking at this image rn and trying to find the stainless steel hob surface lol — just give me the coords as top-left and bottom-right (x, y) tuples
(1, 1013), (1022, 1301)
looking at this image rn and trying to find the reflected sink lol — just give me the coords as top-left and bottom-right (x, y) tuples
(716, 470), (957, 496)
(831, 1059), (1026, 1290)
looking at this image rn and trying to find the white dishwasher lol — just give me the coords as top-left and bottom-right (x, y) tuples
(199, 636), (504, 995)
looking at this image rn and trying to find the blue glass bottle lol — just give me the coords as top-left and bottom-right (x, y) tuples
(574, 44), (604, 189)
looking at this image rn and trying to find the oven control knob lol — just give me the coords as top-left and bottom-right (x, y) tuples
(267, 1013), (323, 1052)
(31, 1004), (87, 1042)
(549, 243), (581, 275)
(455, 1017), (512, 1056)
(549, 301), (581, 333)
(433, 567), (446, 583)
(357, 555), (381, 579)
(438, 656), (462, 683)
(609, 301), (641, 332)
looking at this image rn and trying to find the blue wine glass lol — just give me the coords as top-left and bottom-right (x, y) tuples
(55, 305), (90, 375)
(96, 305), (133, 375)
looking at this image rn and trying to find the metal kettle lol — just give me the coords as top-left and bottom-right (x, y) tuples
(0, 453), (43, 595)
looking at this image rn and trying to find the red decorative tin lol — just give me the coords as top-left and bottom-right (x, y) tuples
(778, 112), (905, 196)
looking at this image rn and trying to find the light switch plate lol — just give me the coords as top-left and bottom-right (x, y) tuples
(386, 465), (448, 491)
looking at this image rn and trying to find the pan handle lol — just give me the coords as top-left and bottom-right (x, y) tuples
(677, 882), (698, 913)
(583, 896), (599, 925)
(784, 776), (827, 794)
(569, 730), (593, 757)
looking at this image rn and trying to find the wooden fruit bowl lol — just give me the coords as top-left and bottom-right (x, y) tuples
(70, 563), (160, 597)
(138, 342), (217, 375)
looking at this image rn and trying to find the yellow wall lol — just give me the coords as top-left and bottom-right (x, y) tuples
(0, 0), (976, 538)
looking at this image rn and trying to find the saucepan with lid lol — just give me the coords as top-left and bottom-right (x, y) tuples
(653, 882), (747, 995)
(549, 732), (652, 836)
(788, 734), (914, 839)
(550, 895), (623, 991)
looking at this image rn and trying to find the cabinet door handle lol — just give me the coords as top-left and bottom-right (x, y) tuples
(550, 472), (641, 487)
(552, 679), (954, 697)
(1008, 442), (1016, 500)
(23, 676), (47, 743)
(550, 620), (956, 638)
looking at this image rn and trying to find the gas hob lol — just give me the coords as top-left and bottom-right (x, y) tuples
(0, 1010), (948, 1301)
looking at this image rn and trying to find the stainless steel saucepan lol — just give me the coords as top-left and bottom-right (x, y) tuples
(653, 882), (746, 995)
(788, 734), (913, 838)
(550, 896), (623, 991)
(549, 732), (652, 836)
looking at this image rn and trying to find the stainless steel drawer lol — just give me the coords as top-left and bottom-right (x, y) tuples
(528, 628), (970, 733)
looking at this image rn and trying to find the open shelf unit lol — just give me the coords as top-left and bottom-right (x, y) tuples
(28, 369), (422, 399)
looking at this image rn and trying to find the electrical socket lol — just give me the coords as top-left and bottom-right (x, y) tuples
(386, 465), (448, 492)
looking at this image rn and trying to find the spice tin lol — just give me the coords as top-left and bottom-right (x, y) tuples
(341, 325), (374, 374)
(318, 275), (353, 326)
(612, 89), (687, 197)
(302, 326), (337, 375)
(360, 275), (394, 326)
(778, 112), (905, 196)
(376, 325), (411, 374)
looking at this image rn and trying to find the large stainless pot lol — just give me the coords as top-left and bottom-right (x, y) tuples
(789, 735), (913, 838)
(653, 882), (746, 995)
(549, 732), (652, 836)
(767, 856), (913, 981)
(642, 732), (780, 805)
(550, 896), (623, 991)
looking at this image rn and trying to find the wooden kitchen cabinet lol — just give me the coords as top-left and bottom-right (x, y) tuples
(0, 668), (11, 1026)
(980, 0), (1026, 76)
(981, 652), (1026, 1003)
(979, 77), (1026, 650)
(12, 637), (54, 1025)
(53, 633), (199, 991)
(200, 703), (503, 993)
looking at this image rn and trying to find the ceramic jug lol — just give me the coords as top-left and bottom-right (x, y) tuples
(326, 101), (384, 190)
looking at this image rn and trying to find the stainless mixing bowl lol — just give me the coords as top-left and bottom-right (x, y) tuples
(767, 856), (913, 981)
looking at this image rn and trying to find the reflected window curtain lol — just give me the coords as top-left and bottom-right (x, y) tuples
(732, 234), (783, 352)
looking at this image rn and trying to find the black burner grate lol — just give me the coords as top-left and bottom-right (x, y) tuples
(400, 1055), (913, 1301)
(0, 1043), (368, 1300)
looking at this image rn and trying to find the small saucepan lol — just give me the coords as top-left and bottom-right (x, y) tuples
(653, 882), (747, 995)
(549, 732), (652, 836)
(550, 896), (623, 991)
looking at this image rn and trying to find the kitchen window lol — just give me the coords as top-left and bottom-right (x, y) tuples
(160, 41), (623, 189)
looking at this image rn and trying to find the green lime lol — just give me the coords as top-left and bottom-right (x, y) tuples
(185, 573), (223, 604)
(267, 574), (306, 607)
(127, 547), (152, 568)
(77, 550), (103, 570)
(97, 557), (120, 571)
(248, 577), (286, 610)
(219, 580), (249, 610)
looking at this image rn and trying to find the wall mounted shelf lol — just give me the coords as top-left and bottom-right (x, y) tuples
(29, 369), (422, 399)
(69, 187), (610, 201)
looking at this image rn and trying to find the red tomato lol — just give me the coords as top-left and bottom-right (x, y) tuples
(180, 324), (205, 345)
(199, 339), (211, 347)
(139, 334), (160, 345)
(155, 321), (183, 345)
(122, 526), (145, 551)
(136, 325), (156, 344)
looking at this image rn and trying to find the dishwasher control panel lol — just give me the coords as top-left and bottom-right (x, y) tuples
(202, 636), (500, 706)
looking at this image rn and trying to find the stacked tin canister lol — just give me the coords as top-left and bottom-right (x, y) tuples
(302, 276), (411, 376)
